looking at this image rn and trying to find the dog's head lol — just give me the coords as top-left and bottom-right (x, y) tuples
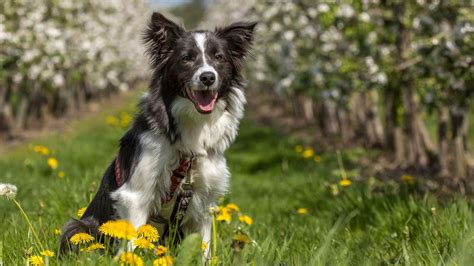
(144, 12), (256, 114)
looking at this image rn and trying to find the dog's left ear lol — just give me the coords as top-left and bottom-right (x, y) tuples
(144, 12), (185, 68)
(215, 21), (257, 60)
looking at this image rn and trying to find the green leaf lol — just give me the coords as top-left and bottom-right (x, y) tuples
(175, 233), (203, 266)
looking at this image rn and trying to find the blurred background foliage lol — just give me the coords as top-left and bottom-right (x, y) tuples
(1, 0), (474, 185)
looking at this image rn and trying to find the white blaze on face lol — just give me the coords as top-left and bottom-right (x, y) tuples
(193, 33), (218, 90)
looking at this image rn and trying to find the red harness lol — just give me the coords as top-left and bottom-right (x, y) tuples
(114, 156), (193, 204)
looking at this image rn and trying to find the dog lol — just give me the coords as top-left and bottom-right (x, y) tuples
(59, 12), (256, 257)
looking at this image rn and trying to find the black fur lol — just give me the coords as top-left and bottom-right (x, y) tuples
(59, 12), (256, 255)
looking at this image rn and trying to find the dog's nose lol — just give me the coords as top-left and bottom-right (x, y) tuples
(199, 72), (216, 86)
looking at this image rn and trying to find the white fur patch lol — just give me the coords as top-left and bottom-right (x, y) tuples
(192, 33), (218, 90)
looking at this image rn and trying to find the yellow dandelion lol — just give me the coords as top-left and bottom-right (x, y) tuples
(226, 203), (240, 212)
(40, 250), (55, 257)
(106, 115), (119, 126)
(83, 242), (105, 252)
(77, 207), (87, 218)
(57, 171), (65, 178)
(401, 174), (414, 185)
(29, 255), (44, 266)
(53, 228), (61, 236)
(120, 112), (132, 128)
(216, 211), (231, 224)
(294, 145), (303, 153)
(238, 215), (253, 225)
(137, 224), (159, 242)
(201, 242), (208, 251)
(155, 245), (168, 256)
(302, 148), (314, 158)
(233, 233), (252, 244)
(99, 220), (137, 240)
(70, 232), (94, 245)
(153, 255), (173, 266)
(134, 238), (155, 250)
(33, 145), (49, 155)
(120, 252), (143, 266)
(314, 156), (321, 163)
(297, 208), (308, 215)
(339, 178), (352, 187)
(47, 157), (58, 169)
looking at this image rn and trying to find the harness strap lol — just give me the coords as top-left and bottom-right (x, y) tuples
(115, 155), (122, 186)
(161, 158), (192, 204)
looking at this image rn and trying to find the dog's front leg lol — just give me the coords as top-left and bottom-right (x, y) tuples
(112, 188), (152, 250)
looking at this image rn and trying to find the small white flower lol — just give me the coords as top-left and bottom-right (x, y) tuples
(0, 183), (17, 200)
(359, 12), (370, 22)
(318, 4), (330, 13)
(283, 31), (295, 41)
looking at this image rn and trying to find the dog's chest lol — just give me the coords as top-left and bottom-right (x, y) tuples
(154, 154), (229, 222)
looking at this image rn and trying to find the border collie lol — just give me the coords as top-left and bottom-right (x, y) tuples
(59, 12), (256, 257)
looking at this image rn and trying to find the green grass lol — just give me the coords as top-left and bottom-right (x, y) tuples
(1, 91), (474, 265)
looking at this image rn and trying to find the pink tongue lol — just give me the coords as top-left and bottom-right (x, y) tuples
(195, 90), (218, 112)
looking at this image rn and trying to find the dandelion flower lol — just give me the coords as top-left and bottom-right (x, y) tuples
(47, 157), (58, 169)
(99, 220), (137, 240)
(57, 171), (65, 178)
(120, 251), (143, 266)
(120, 112), (132, 128)
(106, 116), (119, 126)
(0, 183), (17, 200)
(137, 224), (159, 242)
(216, 210), (231, 223)
(226, 203), (240, 212)
(201, 242), (208, 251)
(297, 208), (308, 215)
(155, 245), (168, 255)
(33, 145), (49, 155)
(233, 233), (252, 244)
(303, 148), (314, 158)
(339, 179), (352, 187)
(29, 255), (44, 266)
(134, 238), (154, 250)
(153, 255), (173, 266)
(238, 215), (253, 225)
(401, 175), (414, 185)
(70, 232), (94, 245)
(77, 207), (87, 218)
(40, 250), (55, 257)
(83, 243), (105, 253)
(53, 228), (61, 236)
(314, 156), (321, 163)
(294, 145), (303, 153)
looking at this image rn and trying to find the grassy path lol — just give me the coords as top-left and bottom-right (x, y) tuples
(1, 91), (473, 265)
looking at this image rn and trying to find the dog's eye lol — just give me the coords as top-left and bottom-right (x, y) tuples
(181, 55), (193, 62)
(215, 54), (224, 61)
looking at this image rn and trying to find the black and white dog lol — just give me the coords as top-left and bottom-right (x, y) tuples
(60, 12), (256, 256)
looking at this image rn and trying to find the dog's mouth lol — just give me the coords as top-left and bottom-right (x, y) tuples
(186, 88), (218, 114)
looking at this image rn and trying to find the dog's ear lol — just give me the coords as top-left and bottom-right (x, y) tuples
(144, 12), (185, 68)
(215, 21), (257, 60)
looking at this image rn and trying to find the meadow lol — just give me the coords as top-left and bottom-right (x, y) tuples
(1, 90), (474, 265)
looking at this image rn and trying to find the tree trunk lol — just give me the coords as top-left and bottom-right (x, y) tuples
(0, 86), (14, 135)
(301, 96), (315, 123)
(451, 107), (469, 178)
(437, 106), (450, 177)
(384, 88), (396, 151)
(395, 1), (434, 168)
(363, 90), (384, 148)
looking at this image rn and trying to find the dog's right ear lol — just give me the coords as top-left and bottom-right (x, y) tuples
(144, 12), (185, 68)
